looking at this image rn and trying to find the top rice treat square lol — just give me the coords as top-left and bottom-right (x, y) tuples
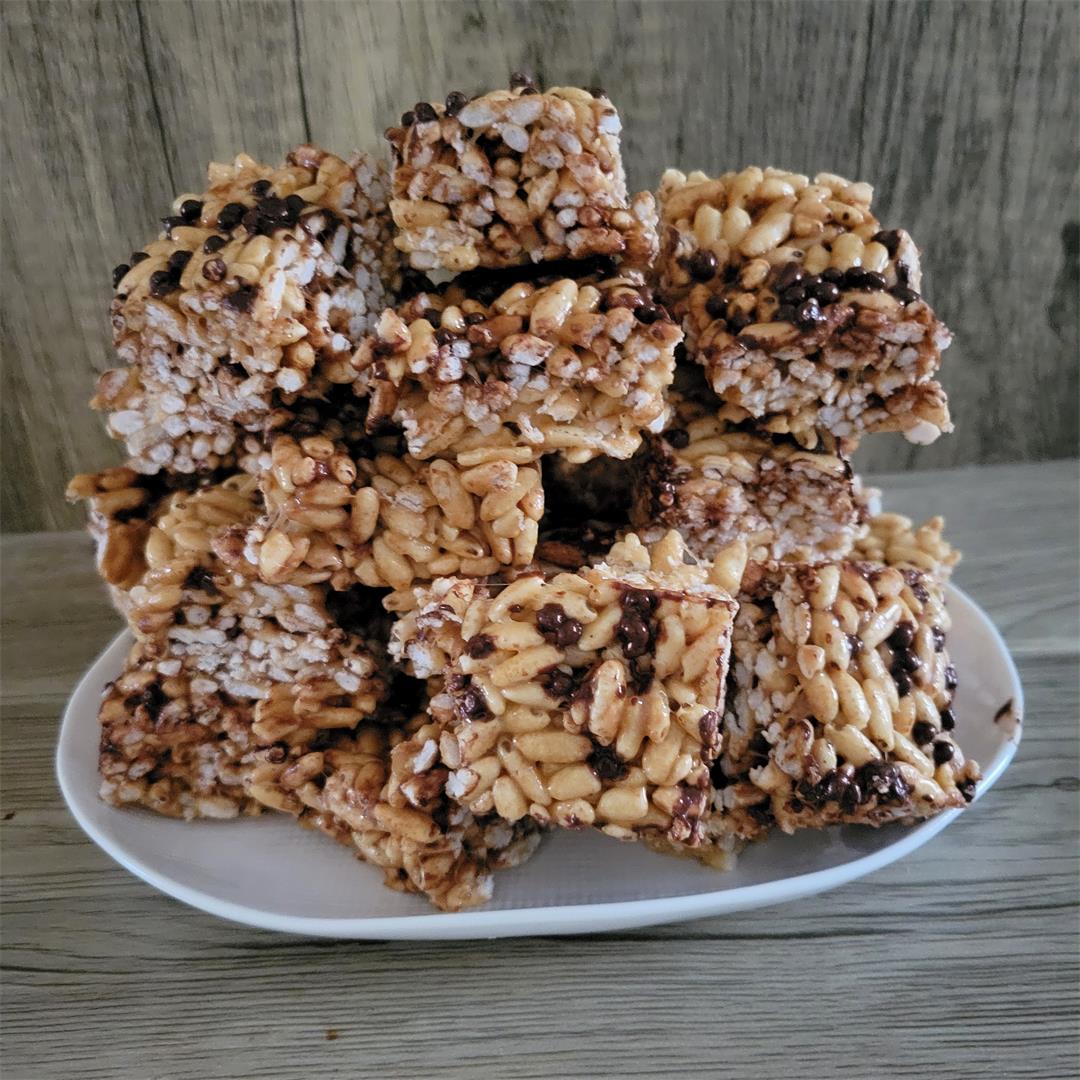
(385, 77), (658, 273)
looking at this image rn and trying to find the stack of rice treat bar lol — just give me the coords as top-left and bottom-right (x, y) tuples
(69, 75), (979, 911)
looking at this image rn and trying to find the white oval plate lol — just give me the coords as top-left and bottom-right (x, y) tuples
(57, 585), (1022, 939)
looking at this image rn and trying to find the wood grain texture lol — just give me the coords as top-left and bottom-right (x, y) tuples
(2, 0), (1078, 531)
(1, 462), (1077, 1080)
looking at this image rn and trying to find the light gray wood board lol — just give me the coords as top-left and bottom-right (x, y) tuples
(2, 0), (1077, 531)
(1, 461), (1076, 1079)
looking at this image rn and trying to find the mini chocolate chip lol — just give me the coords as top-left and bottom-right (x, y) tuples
(588, 86), (607, 98)
(861, 761), (912, 804)
(893, 668), (912, 697)
(872, 229), (902, 256)
(223, 285), (257, 312)
(111, 263), (130, 288)
(666, 428), (690, 450)
(555, 618), (583, 647)
(510, 71), (535, 88)
(130, 251), (150, 264)
(839, 779), (863, 812)
(259, 196), (289, 221)
(202, 234), (228, 254)
(846, 633), (863, 656)
(912, 720), (937, 745)
(414, 101), (438, 123)
(902, 648), (923, 673)
(216, 202), (246, 231)
(183, 565), (217, 592)
(202, 258), (227, 283)
(250, 179), (272, 197)
(616, 610), (651, 658)
(932, 740), (955, 765)
(780, 285), (807, 306)
(698, 710), (720, 751)
(808, 279), (841, 305)
(888, 622), (917, 650)
(705, 295), (727, 320)
(520, 85), (539, 95)
(588, 744), (628, 782)
(930, 625), (946, 652)
(944, 663), (958, 691)
(242, 208), (266, 234)
(284, 193), (306, 218)
(844, 267), (888, 290)
(148, 270), (177, 298)
(957, 779), (977, 803)
(459, 686), (489, 720)
(160, 215), (186, 235)
(891, 285), (920, 304)
(796, 298), (824, 329)
(635, 305), (661, 324)
(728, 311), (751, 333)
(747, 802), (774, 826)
(773, 262), (806, 293)
(774, 304), (798, 324)
(167, 249), (192, 273)
(465, 633), (496, 659)
(400, 110), (415, 126)
(939, 707), (956, 731)
(434, 327), (456, 345)
(620, 588), (658, 613)
(445, 673), (468, 693)
(179, 198), (204, 222)
(445, 91), (468, 116)
(541, 667), (576, 700)
(819, 267), (845, 284)
(536, 603), (567, 635)
(686, 249), (718, 281)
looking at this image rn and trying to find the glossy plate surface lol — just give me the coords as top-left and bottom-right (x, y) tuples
(56, 585), (1022, 939)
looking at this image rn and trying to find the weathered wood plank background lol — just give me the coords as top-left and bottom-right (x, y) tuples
(3, 0), (1077, 531)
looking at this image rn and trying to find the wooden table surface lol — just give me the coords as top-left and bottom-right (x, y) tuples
(2, 460), (1077, 1080)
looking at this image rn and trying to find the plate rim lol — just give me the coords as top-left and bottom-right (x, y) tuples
(55, 583), (1023, 940)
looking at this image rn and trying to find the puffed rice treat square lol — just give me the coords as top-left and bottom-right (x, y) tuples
(71, 471), (391, 740)
(99, 664), (539, 910)
(98, 146), (399, 475)
(98, 640), (267, 820)
(390, 531), (742, 845)
(355, 273), (680, 462)
(717, 516), (977, 839)
(238, 405), (543, 597)
(385, 76), (657, 272)
(630, 392), (873, 562)
(654, 166), (952, 447)
(247, 715), (541, 911)
(66, 465), (203, 589)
